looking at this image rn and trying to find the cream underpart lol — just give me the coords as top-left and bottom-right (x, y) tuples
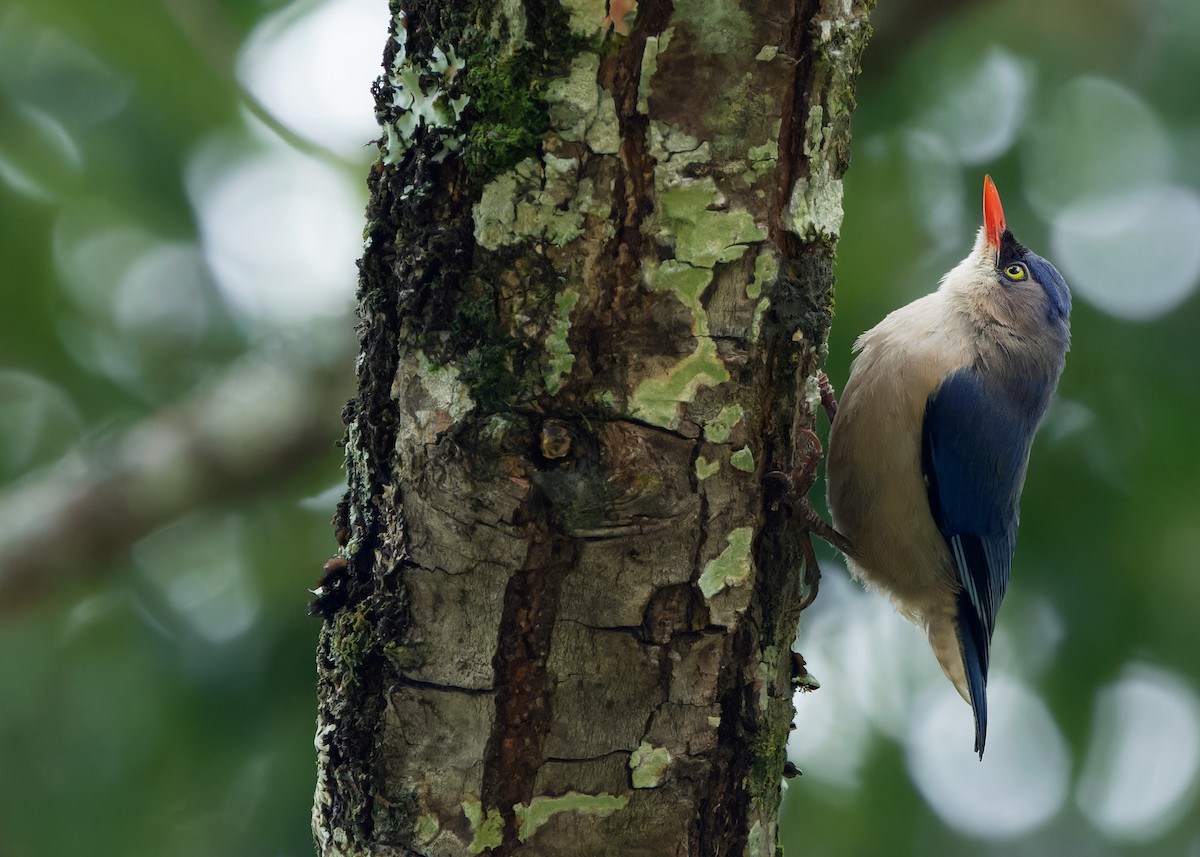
(826, 229), (1004, 703)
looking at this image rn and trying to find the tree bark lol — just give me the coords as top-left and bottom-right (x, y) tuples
(313, 0), (873, 854)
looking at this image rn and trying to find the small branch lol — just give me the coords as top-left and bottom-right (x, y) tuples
(0, 351), (351, 614)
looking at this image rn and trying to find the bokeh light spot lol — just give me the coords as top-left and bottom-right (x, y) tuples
(238, 0), (387, 156)
(1051, 184), (1200, 321)
(0, 371), (82, 477)
(186, 131), (364, 329)
(920, 46), (1032, 166)
(134, 514), (261, 646)
(1077, 663), (1200, 842)
(1023, 76), (1172, 217)
(906, 677), (1069, 838)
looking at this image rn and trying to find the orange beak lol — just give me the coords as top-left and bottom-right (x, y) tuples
(983, 175), (1006, 261)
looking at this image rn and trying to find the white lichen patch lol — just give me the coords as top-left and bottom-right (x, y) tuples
(746, 819), (766, 856)
(311, 721), (336, 855)
(802, 369), (824, 421)
(392, 351), (475, 450)
(698, 526), (755, 599)
(788, 164), (844, 241)
(788, 106), (845, 240)
(629, 741), (672, 788)
(496, 0), (531, 50)
(546, 53), (620, 154)
(382, 14), (470, 165)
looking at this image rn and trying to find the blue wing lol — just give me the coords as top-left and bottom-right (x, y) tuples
(922, 369), (1044, 758)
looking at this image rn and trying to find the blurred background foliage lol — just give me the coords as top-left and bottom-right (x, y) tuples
(1, 0), (1198, 855)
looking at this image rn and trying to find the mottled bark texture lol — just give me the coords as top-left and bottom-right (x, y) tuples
(313, 0), (873, 854)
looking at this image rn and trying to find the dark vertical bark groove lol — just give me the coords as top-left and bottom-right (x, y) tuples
(593, 0), (674, 379)
(480, 502), (577, 853)
(773, 0), (821, 245)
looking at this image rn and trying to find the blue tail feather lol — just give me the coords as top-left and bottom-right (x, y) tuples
(956, 587), (990, 759)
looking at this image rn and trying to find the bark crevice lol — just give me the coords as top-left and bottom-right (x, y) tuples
(479, 494), (578, 853)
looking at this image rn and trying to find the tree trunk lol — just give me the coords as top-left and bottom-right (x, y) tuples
(313, 0), (873, 854)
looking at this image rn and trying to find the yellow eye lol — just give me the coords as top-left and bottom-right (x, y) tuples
(1004, 263), (1027, 281)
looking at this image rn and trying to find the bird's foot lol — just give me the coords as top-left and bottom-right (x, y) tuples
(767, 430), (854, 556)
(817, 372), (839, 423)
(766, 430), (854, 610)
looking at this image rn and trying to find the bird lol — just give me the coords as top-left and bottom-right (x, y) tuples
(824, 175), (1070, 757)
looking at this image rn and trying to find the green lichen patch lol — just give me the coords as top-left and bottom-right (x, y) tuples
(646, 260), (714, 335)
(543, 290), (580, 393)
(698, 526), (755, 598)
(629, 742), (672, 788)
(463, 799), (504, 854)
(730, 446), (755, 472)
(414, 812), (440, 844)
(695, 456), (720, 481)
(659, 182), (766, 268)
(748, 251), (778, 300)
(330, 605), (378, 681)
(473, 155), (588, 250)
(515, 791), (630, 842)
(703, 404), (744, 443)
(746, 819), (765, 856)
(637, 29), (674, 114)
(756, 645), (781, 711)
(558, 0), (611, 36)
(630, 338), (730, 430)
(743, 143), (776, 185)
(546, 52), (620, 154)
(672, 0), (753, 56)
(704, 74), (776, 160)
(749, 297), (770, 341)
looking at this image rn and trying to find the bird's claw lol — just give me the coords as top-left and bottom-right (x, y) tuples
(817, 372), (839, 423)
